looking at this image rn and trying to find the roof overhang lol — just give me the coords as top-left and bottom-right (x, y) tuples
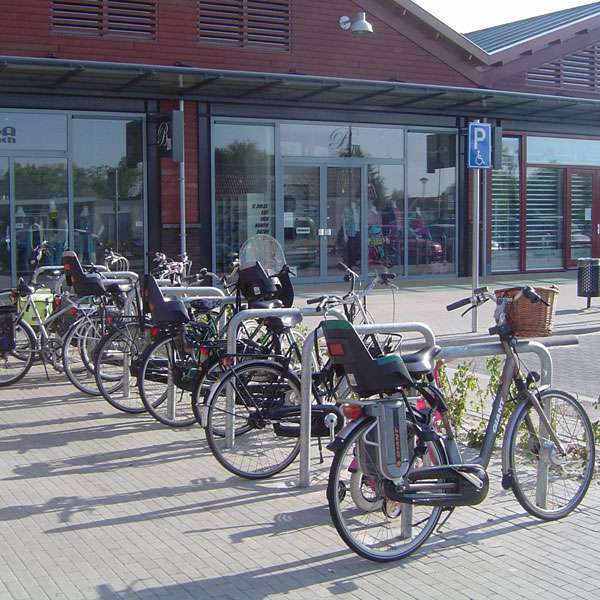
(3, 55), (600, 125)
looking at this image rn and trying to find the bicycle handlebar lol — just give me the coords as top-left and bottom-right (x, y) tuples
(446, 297), (472, 312)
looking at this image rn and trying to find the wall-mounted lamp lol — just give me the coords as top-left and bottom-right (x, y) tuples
(339, 11), (374, 35)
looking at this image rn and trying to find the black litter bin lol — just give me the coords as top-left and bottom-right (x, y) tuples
(577, 257), (600, 308)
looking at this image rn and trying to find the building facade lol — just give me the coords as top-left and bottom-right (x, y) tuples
(2, 0), (600, 284)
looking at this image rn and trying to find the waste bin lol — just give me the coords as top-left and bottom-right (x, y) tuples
(577, 257), (600, 308)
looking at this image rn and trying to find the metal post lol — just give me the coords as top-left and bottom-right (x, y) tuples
(179, 90), (186, 257)
(472, 166), (480, 333)
(122, 350), (130, 400)
(536, 397), (552, 509)
(166, 343), (176, 421)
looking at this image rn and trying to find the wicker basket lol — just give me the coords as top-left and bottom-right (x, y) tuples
(494, 286), (559, 338)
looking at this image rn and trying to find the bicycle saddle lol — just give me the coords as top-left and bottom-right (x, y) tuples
(190, 298), (221, 313)
(248, 299), (283, 310)
(401, 345), (442, 376)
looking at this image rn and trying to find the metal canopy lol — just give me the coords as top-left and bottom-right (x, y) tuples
(3, 55), (600, 124)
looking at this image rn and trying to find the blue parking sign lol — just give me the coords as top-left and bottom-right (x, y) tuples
(468, 123), (492, 169)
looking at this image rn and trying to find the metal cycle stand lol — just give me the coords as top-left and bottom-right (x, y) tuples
(223, 307), (347, 450)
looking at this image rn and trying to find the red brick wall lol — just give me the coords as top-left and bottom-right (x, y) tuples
(0, 0), (476, 86)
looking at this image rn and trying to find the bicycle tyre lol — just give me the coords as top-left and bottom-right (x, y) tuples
(0, 317), (36, 387)
(95, 321), (150, 414)
(62, 314), (107, 396)
(505, 388), (595, 521)
(137, 334), (197, 427)
(204, 360), (301, 479)
(327, 418), (445, 562)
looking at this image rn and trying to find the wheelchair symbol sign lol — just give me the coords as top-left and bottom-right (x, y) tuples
(468, 123), (492, 169)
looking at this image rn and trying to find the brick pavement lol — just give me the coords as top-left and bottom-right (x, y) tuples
(0, 361), (599, 600)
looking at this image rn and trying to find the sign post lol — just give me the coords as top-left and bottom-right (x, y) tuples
(467, 122), (492, 333)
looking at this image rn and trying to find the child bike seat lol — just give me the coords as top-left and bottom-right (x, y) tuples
(144, 275), (190, 326)
(63, 251), (106, 297)
(322, 320), (414, 397)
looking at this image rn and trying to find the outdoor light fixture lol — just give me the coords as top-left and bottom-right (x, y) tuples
(339, 11), (374, 34)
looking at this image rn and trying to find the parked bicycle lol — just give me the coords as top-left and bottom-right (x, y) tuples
(324, 285), (595, 562)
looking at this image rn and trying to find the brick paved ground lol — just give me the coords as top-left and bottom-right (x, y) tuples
(1, 273), (600, 600)
(0, 364), (599, 600)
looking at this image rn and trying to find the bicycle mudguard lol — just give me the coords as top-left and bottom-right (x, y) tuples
(326, 415), (376, 453)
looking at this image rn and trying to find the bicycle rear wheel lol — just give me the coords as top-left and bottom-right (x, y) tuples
(505, 389), (595, 521)
(204, 361), (301, 479)
(327, 418), (444, 562)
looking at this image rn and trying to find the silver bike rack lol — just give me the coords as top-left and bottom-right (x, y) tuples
(223, 307), (347, 449)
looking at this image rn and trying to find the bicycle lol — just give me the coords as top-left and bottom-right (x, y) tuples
(324, 285), (595, 562)
(0, 243), (97, 386)
(199, 266), (401, 479)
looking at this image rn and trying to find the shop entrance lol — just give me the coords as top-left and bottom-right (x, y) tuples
(282, 164), (362, 280)
(566, 169), (599, 267)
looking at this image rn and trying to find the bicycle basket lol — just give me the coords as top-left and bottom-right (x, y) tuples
(495, 286), (559, 337)
(0, 305), (17, 353)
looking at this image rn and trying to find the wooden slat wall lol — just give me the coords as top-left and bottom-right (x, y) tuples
(52, 0), (157, 38)
(527, 43), (600, 91)
(198, 0), (290, 50)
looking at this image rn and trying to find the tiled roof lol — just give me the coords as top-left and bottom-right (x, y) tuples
(465, 2), (600, 53)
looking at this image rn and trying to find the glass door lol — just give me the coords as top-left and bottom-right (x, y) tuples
(283, 165), (321, 278)
(567, 169), (595, 267)
(0, 158), (10, 288)
(326, 167), (362, 277)
(13, 157), (68, 278)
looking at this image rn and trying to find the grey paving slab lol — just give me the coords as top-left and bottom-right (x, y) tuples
(0, 276), (599, 599)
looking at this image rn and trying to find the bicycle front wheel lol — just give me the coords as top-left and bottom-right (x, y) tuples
(62, 314), (107, 396)
(0, 318), (36, 387)
(505, 389), (595, 521)
(205, 361), (301, 479)
(95, 321), (150, 413)
(138, 335), (197, 427)
(327, 418), (445, 562)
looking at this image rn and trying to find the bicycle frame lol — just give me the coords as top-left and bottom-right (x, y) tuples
(18, 292), (95, 347)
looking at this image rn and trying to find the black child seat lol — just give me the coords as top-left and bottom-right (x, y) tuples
(63, 251), (106, 297)
(322, 320), (414, 397)
(63, 251), (133, 297)
(144, 275), (190, 326)
(238, 261), (280, 303)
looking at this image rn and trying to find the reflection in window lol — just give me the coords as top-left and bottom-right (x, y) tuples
(280, 124), (403, 159)
(14, 158), (68, 275)
(406, 132), (456, 276)
(367, 165), (404, 276)
(491, 138), (521, 272)
(527, 136), (600, 166)
(214, 123), (275, 274)
(0, 159), (9, 287)
(526, 168), (564, 270)
(72, 119), (144, 271)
